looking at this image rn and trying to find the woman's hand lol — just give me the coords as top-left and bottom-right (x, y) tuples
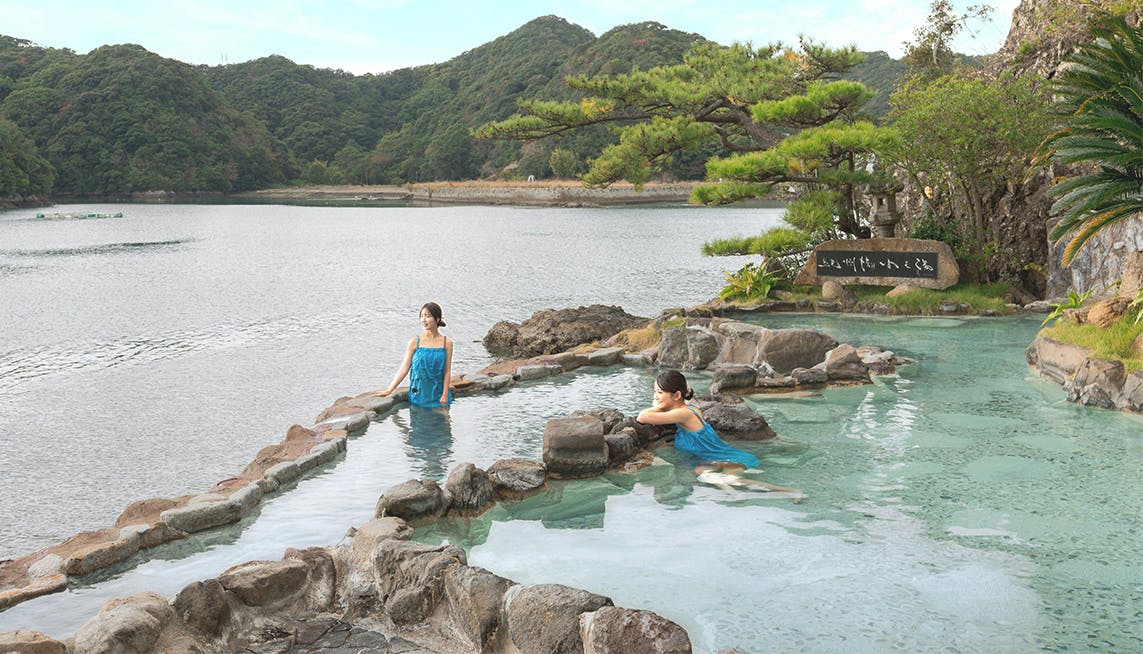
(439, 393), (449, 406)
(373, 388), (392, 397)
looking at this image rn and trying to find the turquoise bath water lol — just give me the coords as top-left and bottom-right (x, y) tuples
(2, 313), (1139, 653)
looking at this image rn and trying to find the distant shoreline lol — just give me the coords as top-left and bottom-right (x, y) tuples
(6, 181), (793, 210)
(231, 180), (702, 207)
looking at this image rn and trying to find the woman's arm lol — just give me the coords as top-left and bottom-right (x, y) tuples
(439, 338), (453, 405)
(636, 406), (692, 426)
(374, 337), (416, 396)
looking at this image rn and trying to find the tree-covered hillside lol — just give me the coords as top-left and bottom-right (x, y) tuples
(0, 16), (913, 199)
(0, 39), (287, 196)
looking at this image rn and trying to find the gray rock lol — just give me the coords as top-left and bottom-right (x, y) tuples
(610, 416), (657, 444)
(758, 329), (838, 374)
(375, 480), (445, 525)
(1123, 370), (1143, 411)
(756, 375), (797, 388)
(656, 327), (689, 368)
(160, 499), (242, 534)
(692, 400), (776, 441)
(284, 547), (337, 613)
(825, 344), (871, 382)
(227, 482), (264, 514)
(604, 428), (641, 464)
(622, 353), (653, 367)
(478, 374), (516, 391)
(1026, 336), (1093, 385)
(542, 415), (608, 479)
(570, 408), (626, 434)
(172, 579), (230, 637)
(72, 592), (173, 654)
(63, 537), (140, 576)
(815, 300), (842, 312)
(443, 463), (495, 517)
(377, 541), (467, 626)
(443, 566), (513, 652)
(586, 347), (625, 366)
(684, 329), (720, 369)
(791, 367), (828, 385)
(517, 364), (562, 381)
(505, 584), (614, 654)
(483, 305), (648, 358)
(486, 458), (548, 500)
(264, 461), (302, 486)
(709, 364), (757, 393)
(26, 554), (64, 581)
(1066, 357), (1126, 409)
(821, 280), (845, 301)
(580, 606), (693, 654)
(217, 559), (310, 608)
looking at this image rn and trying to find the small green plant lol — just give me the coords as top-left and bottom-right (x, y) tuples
(1131, 288), (1143, 325)
(1042, 288), (1094, 327)
(718, 262), (783, 303)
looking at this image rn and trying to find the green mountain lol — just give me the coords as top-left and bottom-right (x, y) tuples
(0, 38), (286, 195)
(0, 16), (915, 198)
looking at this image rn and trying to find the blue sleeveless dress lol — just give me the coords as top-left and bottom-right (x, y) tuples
(409, 335), (452, 408)
(675, 407), (760, 468)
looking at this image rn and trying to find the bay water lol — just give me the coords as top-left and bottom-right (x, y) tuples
(1, 204), (1140, 652)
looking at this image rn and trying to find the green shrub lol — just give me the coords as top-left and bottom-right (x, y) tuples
(718, 263), (784, 303)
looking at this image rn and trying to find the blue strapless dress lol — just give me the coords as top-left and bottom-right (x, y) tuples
(409, 337), (452, 408)
(674, 407), (759, 468)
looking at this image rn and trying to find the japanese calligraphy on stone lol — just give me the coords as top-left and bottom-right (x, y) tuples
(816, 250), (939, 279)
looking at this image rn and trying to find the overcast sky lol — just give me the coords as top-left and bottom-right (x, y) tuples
(2, 0), (1021, 74)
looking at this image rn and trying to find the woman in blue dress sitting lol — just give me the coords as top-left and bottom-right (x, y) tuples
(637, 370), (801, 496)
(374, 302), (453, 408)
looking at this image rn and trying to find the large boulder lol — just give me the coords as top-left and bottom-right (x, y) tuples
(216, 559), (311, 608)
(171, 579), (230, 638)
(709, 364), (758, 393)
(375, 480), (445, 525)
(1123, 371), (1143, 412)
(505, 584), (614, 654)
(71, 592), (173, 654)
(486, 458), (548, 500)
(377, 541), (466, 626)
(443, 565), (514, 652)
(649, 326), (719, 370)
(443, 463), (495, 517)
(543, 415), (609, 479)
(484, 305), (648, 358)
(693, 400), (777, 441)
(1026, 337), (1092, 385)
(757, 329), (838, 374)
(0, 630), (67, 654)
(824, 344), (871, 382)
(580, 606), (693, 654)
(1066, 358), (1126, 409)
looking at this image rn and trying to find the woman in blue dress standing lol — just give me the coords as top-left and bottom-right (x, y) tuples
(375, 302), (453, 407)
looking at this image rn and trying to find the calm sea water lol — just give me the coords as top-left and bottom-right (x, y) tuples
(0, 202), (763, 559)
(2, 205), (1140, 653)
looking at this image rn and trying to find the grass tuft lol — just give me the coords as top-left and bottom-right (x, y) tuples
(1041, 315), (1143, 370)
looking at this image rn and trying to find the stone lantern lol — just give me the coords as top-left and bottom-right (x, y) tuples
(869, 190), (902, 238)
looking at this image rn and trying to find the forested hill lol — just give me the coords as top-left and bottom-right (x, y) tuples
(2, 15), (903, 199)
